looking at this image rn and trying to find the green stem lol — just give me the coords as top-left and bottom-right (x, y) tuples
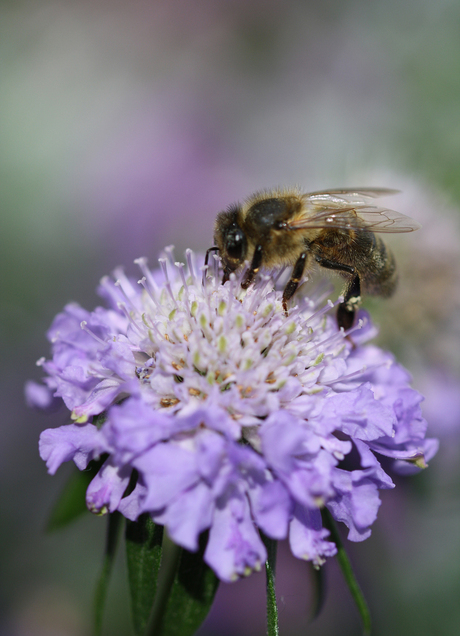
(262, 535), (279, 636)
(323, 509), (371, 635)
(309, 561), (325, 620)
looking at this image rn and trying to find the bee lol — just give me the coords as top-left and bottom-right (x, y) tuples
(208, 187), (421, 330)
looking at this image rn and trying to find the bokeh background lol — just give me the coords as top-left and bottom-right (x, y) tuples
(2, 0), (460, 634)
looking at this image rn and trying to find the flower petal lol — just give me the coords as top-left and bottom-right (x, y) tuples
(86, 458), (132, 514)
(328, 468), (381, 542)
(136, 443), (199, 511)
(157, 482), (214, 552)
(39, 423), (105, 474)
(289, 504), (337, 566)
(204, 489), (266, 582)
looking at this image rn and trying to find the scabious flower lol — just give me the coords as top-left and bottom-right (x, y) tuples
(30, 248), (438, 582)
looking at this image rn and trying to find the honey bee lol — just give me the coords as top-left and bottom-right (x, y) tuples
(208, 187), (421, 330)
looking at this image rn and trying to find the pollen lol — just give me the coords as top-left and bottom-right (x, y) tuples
(160, 397), (180, 407)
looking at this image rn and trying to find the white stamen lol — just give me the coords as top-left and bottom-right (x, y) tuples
(117, 302), (145, 336)
(80, 321), (107, 345)
(159, 259), (179, 308)
(137, 276), (161, 309)
(322, 362), (387, 385)
(175, 261), (188, 288)
(134, 257), (161, 294)
(212, 253), (221, 287)
(201, 263), (209, 288)
(175, 261), (193, 317)
(185, 248), (197, 284)
(114, 279), (138, 312)
(298, 297), (338, 325)
(113, 267), (138, 298)
(163, 245), (176, 269)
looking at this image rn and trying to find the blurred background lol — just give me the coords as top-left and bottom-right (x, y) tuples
(2, 0), (460, 634)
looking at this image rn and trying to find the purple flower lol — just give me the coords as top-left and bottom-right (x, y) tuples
(31, 249), (438, 582)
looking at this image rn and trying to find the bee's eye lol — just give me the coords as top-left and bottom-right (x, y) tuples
(225, 229), (246, 261)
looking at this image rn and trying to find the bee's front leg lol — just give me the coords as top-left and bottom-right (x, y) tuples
(282, 252), (308, 315)
(241, 244), (264, 290)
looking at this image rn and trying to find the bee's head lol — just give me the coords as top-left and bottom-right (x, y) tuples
(214, 204), (248, 274)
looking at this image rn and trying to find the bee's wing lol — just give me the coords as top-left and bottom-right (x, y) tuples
(306, 187), (400, 203)
(287, 189), (421, 233)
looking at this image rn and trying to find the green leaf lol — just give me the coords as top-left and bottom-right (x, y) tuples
(46, 457), (106, 532)
(125, 514), (164, 636)
(147, 532), (219, 636)
(323, 509), (371, 635)
(262, 535), (279, 636)
(93, 411), (108, 429)
(93, 511), (123, 636)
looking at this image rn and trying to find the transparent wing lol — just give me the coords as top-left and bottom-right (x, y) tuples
(288, 188), (421, 233)
(306, 187), (400, 204)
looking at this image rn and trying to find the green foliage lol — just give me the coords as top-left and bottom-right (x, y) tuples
(146, 532), (219, 636)
(93, 512), (123, 636)
(125, 514), (164, 636)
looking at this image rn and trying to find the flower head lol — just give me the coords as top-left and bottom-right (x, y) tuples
(31, 248), (438, 582)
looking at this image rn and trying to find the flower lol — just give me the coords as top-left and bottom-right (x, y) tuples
(31, 248), (438, 582)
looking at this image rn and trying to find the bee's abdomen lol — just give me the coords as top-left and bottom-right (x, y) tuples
(361, 236), (398, 297)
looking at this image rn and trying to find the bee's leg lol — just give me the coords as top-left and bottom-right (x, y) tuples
(337, 275), (361, 331)
(314, 255), (355, 277)
(314, 256), (359, 330)
(282, 252), (307, 314)
(241, 244), (263, 290)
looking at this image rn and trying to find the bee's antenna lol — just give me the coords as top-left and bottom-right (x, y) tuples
(203, 246), (220, 287)
(205, 246), (219, 267)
